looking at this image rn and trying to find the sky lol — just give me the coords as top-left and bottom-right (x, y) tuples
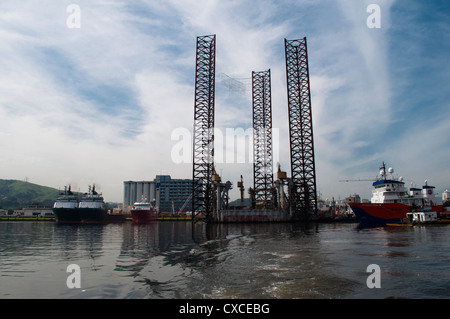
(0, 0), (449, 203)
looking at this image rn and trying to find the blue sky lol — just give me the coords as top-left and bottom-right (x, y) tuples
(0, 0), (449, 202)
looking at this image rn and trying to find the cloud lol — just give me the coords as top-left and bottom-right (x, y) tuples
(0, 0), (448, 202)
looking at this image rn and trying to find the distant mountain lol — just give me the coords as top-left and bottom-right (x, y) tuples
(228, 197), (251, 207)
(0, 179), (61, 210)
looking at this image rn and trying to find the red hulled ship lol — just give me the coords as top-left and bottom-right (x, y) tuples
(131, 200), (157, 224)
(347, 162), (445, 227)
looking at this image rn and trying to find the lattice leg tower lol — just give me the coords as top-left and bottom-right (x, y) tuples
(252, 69), (274, 207)
(284, 37), (317, 219)
(192, 35), (216, 222)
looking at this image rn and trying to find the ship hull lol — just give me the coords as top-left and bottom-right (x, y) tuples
(131, 210), (157, 224)
(79, 208), (126, 223)
(348, 203), (410, 227)
(53, 208), (82, 223)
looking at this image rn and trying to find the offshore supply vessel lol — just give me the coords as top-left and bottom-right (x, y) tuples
(130, 199), (157, 223)
(53, 185), (81, 222)
(347, 162), (445, 227)
(78, 185), (125, 223)
(53, 185), (125, 223)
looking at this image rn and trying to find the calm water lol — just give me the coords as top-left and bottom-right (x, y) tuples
(0, 221), (449, 299)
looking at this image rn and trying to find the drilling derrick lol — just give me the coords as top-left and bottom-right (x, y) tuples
(192, 35), (216, 222)
(284, 37), (318, 219)
(252, 69), (274, 207)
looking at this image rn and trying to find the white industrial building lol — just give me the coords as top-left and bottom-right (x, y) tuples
(443, 189), (450, 202)
(23, 204), (54, 217)
(124, 176), (192, 213)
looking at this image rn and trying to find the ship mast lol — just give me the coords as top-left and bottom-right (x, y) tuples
(379, 162), (386, 180)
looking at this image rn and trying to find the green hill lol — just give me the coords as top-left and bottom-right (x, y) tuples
(0, 179), (61, 210)
(229, 197), (251, 207)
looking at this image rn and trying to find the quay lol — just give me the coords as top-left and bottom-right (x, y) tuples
(2, 215), (449, 225)
(0, 216), (56, 222)
(0, 215), (192, 222)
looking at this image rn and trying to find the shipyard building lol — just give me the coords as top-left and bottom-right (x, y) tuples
(123, 176), (192, 213)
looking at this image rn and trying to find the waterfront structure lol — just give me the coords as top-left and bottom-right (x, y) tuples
(252, 69), (274, 207)
(192, 34), (216, 222)
(285, 37), (318, 219)
(124, 176), (193, 213)
(442, 189), (450, 202)
(23, 203), (53, 217)
(123, 181), (155, 208)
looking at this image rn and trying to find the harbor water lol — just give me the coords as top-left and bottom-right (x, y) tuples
(0, 221), (449, 299)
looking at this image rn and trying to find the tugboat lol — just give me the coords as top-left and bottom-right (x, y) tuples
(53, 185), (81, 223)
(347, 162), (444, 227)
(131, 199), (157, 224)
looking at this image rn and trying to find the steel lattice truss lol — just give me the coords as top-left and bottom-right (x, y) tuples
(284, 37), (318, 217)
(192, 35), (216, 222)
(252, 70), (273, 206)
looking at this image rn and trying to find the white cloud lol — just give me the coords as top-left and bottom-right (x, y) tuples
(0, 0), (448, 203)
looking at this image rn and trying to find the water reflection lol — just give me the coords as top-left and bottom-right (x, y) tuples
(112, 222), (357, 298)
(1, 221), (449, 298)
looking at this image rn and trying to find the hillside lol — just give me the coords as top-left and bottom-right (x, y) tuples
(0, 179), (61, 210)
(229, 197), (251, 207)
